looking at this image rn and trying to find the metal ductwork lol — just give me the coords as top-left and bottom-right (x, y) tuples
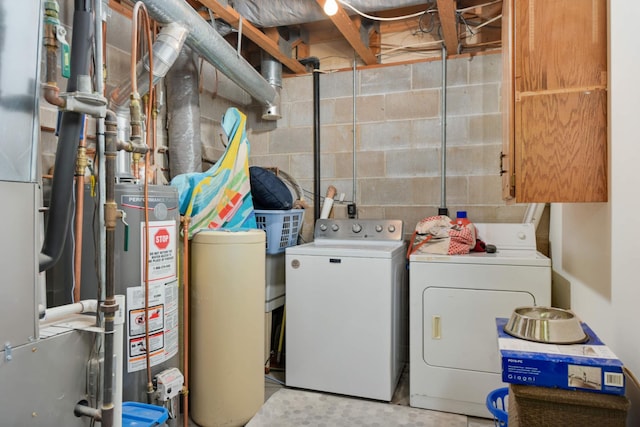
(231, 0), (430, 27)
(109, 22), (188, 110)
(261, 53), (282, 120)
(140, 0), (279, 117)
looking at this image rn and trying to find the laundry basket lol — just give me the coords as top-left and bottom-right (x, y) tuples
(486, 387), (509, 427)
(255, 209), (304, 254)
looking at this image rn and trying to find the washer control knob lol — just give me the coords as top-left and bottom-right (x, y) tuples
(319, 223), (327, 232)
(388, 225), (396, 233)
(352, 223), (362, 233)
(517, 232), (526, 240)
(375, 225), (383, 232)
(331, 223), (340, 232)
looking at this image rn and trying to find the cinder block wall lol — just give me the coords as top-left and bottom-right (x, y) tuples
(39, 4), (526, 243)
(243, 53), (527, 241)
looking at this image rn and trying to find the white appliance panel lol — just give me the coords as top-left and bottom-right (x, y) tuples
(409, 222), (551, 418)
(422, 287), (534, 372)
(286, 252), (400, 401)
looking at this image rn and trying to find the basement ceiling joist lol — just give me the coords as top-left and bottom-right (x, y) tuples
(315, 0), (378, 65)
(109, 0), (504, 74)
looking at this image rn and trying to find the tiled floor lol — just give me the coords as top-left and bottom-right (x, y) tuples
(181, 366), (495, 427)
(263, 368), (494, 427)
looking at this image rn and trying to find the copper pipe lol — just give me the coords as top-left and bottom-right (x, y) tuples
(182, 216), (190, 427)
(73, 121), (88, 303)
(131, 1), (156, 399)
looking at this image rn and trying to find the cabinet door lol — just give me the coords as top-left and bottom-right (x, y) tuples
(502, 0), (608, 202)
(516, 90), (607, 202)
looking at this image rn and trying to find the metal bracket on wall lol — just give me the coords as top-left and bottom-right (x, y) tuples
(4, 342), (12, 362)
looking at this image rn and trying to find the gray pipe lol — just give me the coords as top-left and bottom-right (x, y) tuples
(438, 44), (448, 216)
(140, 0), (278, 111)
(39, 4), (92, 272)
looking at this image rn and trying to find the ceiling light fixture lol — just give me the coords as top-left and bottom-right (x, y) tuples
(324, 0), (338, 16)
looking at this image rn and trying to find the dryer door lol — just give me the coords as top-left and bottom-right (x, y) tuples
(422, 287), (534, 373)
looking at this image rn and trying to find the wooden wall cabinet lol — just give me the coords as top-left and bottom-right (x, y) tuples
(501, 0), (608, 202)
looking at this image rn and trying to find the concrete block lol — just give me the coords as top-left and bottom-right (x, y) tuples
(322, 125), (357, 153)
(321, 71), (355, 99)
(410, 118), (442, 148)
(412, 60), (443, 90)
(359, 178), (417, 205)
(105, 45), (130, 88)
(335, 95), (385, 124)
(288, 100), (314, 127)
(282, 75), (312, 102)
(446, 57), (469, 86)
(446, 83), (501, 115)
(247, 130), (270, 156)
(468, 175), (505, 204)
(270, 127), (313, 154)
(335, 151), (384, 179)
(361, 65), (412, 95)
(469, 53), (502, 84)
(360, 121), (412, 151)
(385, 89), (440, 120)
(468, 113), (502, 144)
(321, 99), (336, 125)
(446, 144), (501, 176)
(290, 153), (334, 180)
(249, 154), (290, 173)
(386, 147), (441, 177)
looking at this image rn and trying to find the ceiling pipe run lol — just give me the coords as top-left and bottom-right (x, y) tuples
(140, 0), (279, 118)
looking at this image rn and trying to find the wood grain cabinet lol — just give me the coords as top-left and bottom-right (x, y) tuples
(501, 0), (607, 202)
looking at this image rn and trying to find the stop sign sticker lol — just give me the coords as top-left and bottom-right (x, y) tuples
(154, 228), (170, 250)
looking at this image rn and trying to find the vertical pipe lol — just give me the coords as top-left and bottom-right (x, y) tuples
(95, 0), (107, 302)
(73, 117), (87, 303)
(352, 56), (357, 206)
(39, 2), (92, 272)
(300, 57), (321, 222)
(438, 44), (448, 216)
(114, 294), (125, 427)
(182, 217), (190, 427)
(101, 112), (120, 427)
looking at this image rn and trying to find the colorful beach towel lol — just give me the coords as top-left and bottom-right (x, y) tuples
(171, 107), (256, 238)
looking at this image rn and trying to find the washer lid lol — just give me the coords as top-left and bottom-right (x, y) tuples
(410, 249), (550, 266)
(286, 240), (405, 258)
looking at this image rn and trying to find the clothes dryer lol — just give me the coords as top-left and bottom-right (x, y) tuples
(409, 223), (551, 417)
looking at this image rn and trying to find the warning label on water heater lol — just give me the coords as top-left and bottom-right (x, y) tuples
(126, 280), (179, 373)
(141, 220), (176, 283)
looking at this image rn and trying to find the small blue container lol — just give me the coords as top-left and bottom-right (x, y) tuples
(122, 402), (169, 427)
(486, 387), (509, 427)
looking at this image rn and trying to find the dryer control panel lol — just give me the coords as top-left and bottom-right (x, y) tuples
(314, 219), (404, 241)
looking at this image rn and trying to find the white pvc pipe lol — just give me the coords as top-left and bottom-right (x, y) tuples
(114, 295), (126, 427)
(40, 299), (98, 325)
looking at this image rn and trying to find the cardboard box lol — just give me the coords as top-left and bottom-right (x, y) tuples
(496, 318), (625, 395)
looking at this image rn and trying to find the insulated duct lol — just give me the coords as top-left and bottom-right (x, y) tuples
(231, 0), (429, 27)
(166, 45), (202, 178)
(39, 2), (93, 272)
(140, 0), (278, 114)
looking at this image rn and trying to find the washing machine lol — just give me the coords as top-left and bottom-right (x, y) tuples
(409, 222), (551, 417)
(286, 219), (407, 401)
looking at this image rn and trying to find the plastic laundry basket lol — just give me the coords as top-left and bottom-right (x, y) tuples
(255, 209), (304, 254)
(486, 387), (509, 427)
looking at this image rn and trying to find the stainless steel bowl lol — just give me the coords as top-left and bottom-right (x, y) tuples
(503, 306), (588, 344)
